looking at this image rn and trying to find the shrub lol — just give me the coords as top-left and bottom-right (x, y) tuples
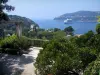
(83, 54), (100, 75)
(29, 39), (48, 47)
(0, 35), (31, 54)
(0, 34), (48, 55)
(35, 38), (81, 75)
(96, 23), (100, 34)
(0, 34), (17, 49)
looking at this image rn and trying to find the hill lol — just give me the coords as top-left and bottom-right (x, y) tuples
(54, 11), (100, 22)
(9, 15), (39, 27)
(0, 15), (39, 29)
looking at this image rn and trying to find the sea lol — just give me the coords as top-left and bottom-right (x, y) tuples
(33, 19), (98, 34)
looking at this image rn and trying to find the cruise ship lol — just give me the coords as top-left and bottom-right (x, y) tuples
(64, 19), (72, 24)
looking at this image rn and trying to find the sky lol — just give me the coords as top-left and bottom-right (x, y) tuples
(7, 0), (100, 19)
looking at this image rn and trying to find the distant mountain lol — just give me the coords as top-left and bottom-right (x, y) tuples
(9, 15), (39, 27)
(54, 11), (100, 22)
(0, 15), (39, 29)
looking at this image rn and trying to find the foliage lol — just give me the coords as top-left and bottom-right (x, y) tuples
(0, 34), (48, 54)
(79, 47), (96, 70)
(35, 38), (81, 75)
(38, 28), (45, 32)
(0, 34), (18, 54)
(75, 30), (94, 47)
(72, 31), (98, 70)
(84, 54), (100, 75)
(28, 31), (37, 38)
(96, 23), (100, 34)
(0, 34), (17, 48)
(38, 31), (66, 40)
(64, 26), (74, 35)
(21, 27), (65, 40)
(0, 34), (31, 54)
(28, 39), (48, 47)
(0, 0), (15, 21)
(35, 28), (100, 75)
(53, 31), (66, 39)
(34, 15), (100, 75)
(54, 28), (61, 32)
(37, 31), (54, 40)
(0, 28), (4, 38)
(86, 34), (100, 54)
(97, 16), (100, 23)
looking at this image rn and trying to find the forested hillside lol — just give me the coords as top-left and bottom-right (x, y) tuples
(0, 15), (38, 29)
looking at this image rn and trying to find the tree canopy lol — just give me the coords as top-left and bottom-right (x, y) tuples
(96, 23), (100, 34)
(84, 54), (100, 75)
(97, 16), (100, 23)
(35, 29), (100, 75)
(0, 0), (15, 21)
(35, 38), (82, 75)
(64, 26), (74, 35)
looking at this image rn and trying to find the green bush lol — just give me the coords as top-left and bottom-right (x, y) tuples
(84, 54), (100, 75)
(29, 39), (48, 47)
(96, 23), (100, 34)
(35, 38), (81, 75)
(0, 35), (31, 54)
(0, 34), (48, 55)
(0, 35), (31, 49)
(0, 34), (17, 48)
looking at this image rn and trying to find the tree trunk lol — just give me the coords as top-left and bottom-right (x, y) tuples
(16, 23), (22, 38)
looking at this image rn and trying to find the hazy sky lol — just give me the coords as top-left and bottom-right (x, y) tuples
(7, 0), (100, 19)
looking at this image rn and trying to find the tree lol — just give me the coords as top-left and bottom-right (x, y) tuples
(35, 28), (100, 75)
(0, 28), (4, 38)
(97, 16), (100, 23)
(39, 28), (45, 32)
(64, 26), (74, 35)
(0, 0), (15, 21)
(96, 16), (100, 34)
(79, 47), (96, 71)
(37, 31), (53, 40)
(96, 23), (100, 34)
(53, 31), (66, 39)
(87, 34), (100, 54)
(54, 28), (61, 32)
(35, 38), (82, 75)
(84, 54), (100, 75)
(75, 30), (94, 47)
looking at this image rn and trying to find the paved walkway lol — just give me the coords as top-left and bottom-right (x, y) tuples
(0, 47), (42, 75)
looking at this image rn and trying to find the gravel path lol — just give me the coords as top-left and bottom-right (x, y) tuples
(0, 47), (42, 75)
(21, 47), (42, 75)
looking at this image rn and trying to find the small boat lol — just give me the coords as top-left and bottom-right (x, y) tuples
(64, 19), (72, 24)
